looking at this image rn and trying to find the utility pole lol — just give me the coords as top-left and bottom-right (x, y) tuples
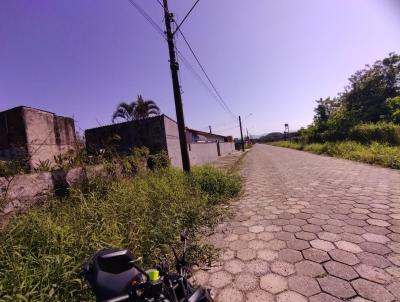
(209, 125), (212, 134)
(162, 0), (190, 172)
(239, 115), (245, 152)
(246, 128), (250, 145)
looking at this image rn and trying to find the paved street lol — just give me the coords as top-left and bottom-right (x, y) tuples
(195, 144), (400, 302)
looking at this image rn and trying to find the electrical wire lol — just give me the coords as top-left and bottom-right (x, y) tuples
(173, 0), (201, 35)
(215, 124), (239, 133)
(175, 28), (237, 120)
(128, 0), (165, 37)
(152, 0), (237, 120)
(128, 0), (237, 121)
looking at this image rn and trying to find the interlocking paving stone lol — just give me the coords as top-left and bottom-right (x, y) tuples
(271, 261), (296, 276)
(233, 273), (258, 291)
(245, 290), (274, 302)
(236, 248), (256, 261)
(295, 260), (325, 277)
(359, 241), (391, 255)
(358, 251), (392, 268)
(303, 248), (330, 263)
(199, 145), (400, 301)
(287, 238), (310, 250)
(278, 249), (303, 263)
(223, 259), (245, 274)
(355, 263), (392, 284)
(328, 249), (360, 265)
(216, 287), (244, 302)
(255, 249), (275, 260)
(288, 275), (321, 297)
(318, 276), (356, 299)
(246, 259), (270, 276)
(209, 271), (233, 288)
(335, 240), (363, 253)
(386, 282), (400, 299)
(260, 273), (288, 294)
(276, 291), (308, 302)
(310, 239), (336, 251)
(352, 279), (395, 302)
(309, 293), (342, 302)
(323, 260), (359, 280)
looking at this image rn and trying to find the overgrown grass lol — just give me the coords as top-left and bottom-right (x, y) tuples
(272, 141), (400, 169)
(0, 166), (241, 302)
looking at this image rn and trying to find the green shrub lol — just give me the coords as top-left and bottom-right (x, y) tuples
(147, 150), (170, 170)
(386, 96), (400, 123)
(0, 167), (241, 302)
(191, 166), (242, 204)
(349, 122), (400, 145)
(272, 141), (400, 169)
(271, 141), (303, 150)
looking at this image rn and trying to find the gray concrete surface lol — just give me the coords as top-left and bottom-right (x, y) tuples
(195, 144), (400, 301)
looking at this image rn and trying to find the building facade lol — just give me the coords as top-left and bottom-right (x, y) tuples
(0, 106), (76, 169)
(85, 115), (235, 168)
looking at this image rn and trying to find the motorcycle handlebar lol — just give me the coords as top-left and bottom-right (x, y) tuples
(103, 294), (130, 302)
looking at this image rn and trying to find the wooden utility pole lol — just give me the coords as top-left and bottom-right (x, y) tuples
(209, 125), (212, 134)
(239, 115), (245, 152)
(162, 0), (190, 172)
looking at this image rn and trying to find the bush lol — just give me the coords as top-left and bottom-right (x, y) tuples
(190, 166), (242, 205)
(147, 150), (170, 170)
(349, 122), (400, 145)
(272, 141), (400, 169)
(0, 167), (241, 301)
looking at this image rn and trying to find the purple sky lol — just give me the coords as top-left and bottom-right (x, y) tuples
(1, 0), (400, 137)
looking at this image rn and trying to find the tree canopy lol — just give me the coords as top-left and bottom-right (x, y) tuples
(300, 53), (400, 143)
(112, 95), (160, 123)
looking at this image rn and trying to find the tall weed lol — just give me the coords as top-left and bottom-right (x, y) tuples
(272, 141), (400, 169)
(0, 167), (241, 302)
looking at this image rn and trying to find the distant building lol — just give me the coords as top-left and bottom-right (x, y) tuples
(0, 106), (76, 169)
(85, 115), (234, 168)
(186, 128), (232, 143)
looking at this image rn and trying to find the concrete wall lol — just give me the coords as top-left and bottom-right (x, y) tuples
(163, 116), (183, 168)
(188, 143), (220, 165)
(0, 165), (103, 224)
(0, 107), (76, 168)
(219, 142), (235, 155)
(85, 115), (166, 155)
(0, 107), (28, 160)
(23, 107), (76, 168)
(85, 115), (234, 169)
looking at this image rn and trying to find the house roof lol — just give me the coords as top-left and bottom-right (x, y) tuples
(186, 127), (228, 138)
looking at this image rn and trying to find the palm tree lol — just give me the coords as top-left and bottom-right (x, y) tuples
(112, 95), (160, 123)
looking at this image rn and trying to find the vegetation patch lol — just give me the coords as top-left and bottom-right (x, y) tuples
(0, 166), (241, 302)
(272, 141), (400, 169)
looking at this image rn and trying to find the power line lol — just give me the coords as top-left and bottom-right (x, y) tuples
(173, 0), (201, 35)
(153, 0), (237, 120)
(176, 28), (237, 120)
(215, 124), (239, 133)
(128, 0), (165, 37)
(128, 0), (236, 120)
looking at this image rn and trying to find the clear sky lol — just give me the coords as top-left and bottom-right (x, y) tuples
(1, 0), (399, 137)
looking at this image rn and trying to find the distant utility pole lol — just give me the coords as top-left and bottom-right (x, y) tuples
(239, 115), (245, 152)
(162, 0), (190, 172)
(209, 125), (212, 134)
(246, 128), (250, 144)
(284, 123), (290, 141)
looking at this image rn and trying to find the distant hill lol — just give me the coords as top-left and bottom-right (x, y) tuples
(258, 132), (284, 142)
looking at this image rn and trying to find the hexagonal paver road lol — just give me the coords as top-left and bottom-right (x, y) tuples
(193, 144), (400, 302)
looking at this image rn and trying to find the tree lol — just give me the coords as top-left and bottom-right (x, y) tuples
(314, 97), (339, 129)
(112, 95), (160, 123)
(386, 96), (400, 124)
(341, 52), (400, 123)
